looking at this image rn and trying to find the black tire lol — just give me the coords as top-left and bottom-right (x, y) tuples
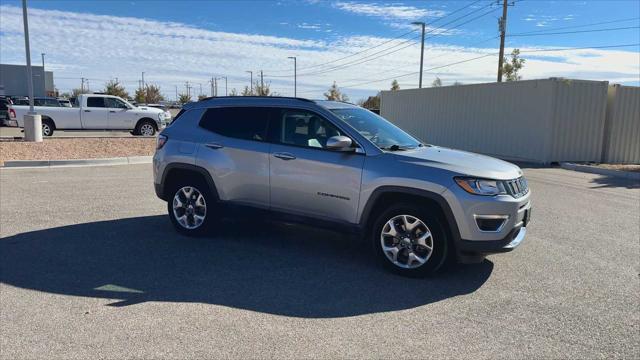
(42, 118), (54, 137)
(134, 119), (156, 136)
(371, 203), (448, 277)
(166, 177), (216, 236)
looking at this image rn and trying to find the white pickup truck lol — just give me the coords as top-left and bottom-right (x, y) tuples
(7, 94), (171, 136)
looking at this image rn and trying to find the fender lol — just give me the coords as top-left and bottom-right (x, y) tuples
(158, 163), (219, 201)
(359, 185), (461, 244)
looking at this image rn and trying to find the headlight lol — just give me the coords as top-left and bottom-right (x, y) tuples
(158, 112), (165, 121)
(455, 177), (507, 196)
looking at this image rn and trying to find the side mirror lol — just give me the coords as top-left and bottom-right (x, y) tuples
(326, 135), (355, 151)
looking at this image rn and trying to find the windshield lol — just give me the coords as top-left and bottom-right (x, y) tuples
(330, 107), (422, 150)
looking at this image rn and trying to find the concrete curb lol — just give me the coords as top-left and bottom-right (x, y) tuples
(560, 162), (640, 181)
(2, 156), (153, 169)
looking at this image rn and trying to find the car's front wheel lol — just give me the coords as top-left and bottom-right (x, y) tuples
(167, 180), (215, 236)
(372, 204), (448, 277)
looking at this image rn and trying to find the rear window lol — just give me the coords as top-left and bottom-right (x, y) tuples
(199, 107), (270, 142)
(86, 97), (106, 108)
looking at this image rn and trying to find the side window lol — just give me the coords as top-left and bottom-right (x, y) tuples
(45, 99), (59, 106)
(86, 97), (106, 108)
(105, 98), (128, 109)
(199, 107), (269, 142)
(268, 109), (342, 149)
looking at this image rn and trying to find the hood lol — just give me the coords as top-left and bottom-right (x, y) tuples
(134, 106), (163, 113)
(392, 145), (522, 180)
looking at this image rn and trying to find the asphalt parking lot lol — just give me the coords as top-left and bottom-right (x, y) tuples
(1, 164), (638, 359)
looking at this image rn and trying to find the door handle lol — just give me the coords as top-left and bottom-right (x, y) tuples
(205, 143), (224, 149)
(109, 110), (116, 113)
(273, 152), (296, 160)
(84, 110), (91, 112)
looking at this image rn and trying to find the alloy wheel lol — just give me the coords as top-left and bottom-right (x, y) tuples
(380, 214), (433, 269)
(140, 123), (155, 136)
(172, 186), (207, 229)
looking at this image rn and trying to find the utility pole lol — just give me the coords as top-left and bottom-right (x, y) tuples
(81, 77), (85, 93)
(246, 70), (253, 94)
(288, 56), (297, 97)
(215, 78), (218, 96)
(223, 76), (227, 96)
(21, 0), (41, 142)
(185, 81), (190, 100)
(175, 85), (178, 101)
(260, 70), (264, 96)
(199, 83), (203, 97)
(141, 72), (145, 89)
(412, 21), (426, 88)
(497, 0), (513, 82)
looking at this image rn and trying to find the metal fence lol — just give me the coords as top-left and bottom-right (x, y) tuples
(380, 78), (637, 164)
(602, 85), (640, 163)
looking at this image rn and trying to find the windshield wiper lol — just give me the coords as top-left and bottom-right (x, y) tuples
(381, 144), (415, 151)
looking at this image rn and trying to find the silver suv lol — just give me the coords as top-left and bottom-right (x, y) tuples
(153, 97), (531, 277)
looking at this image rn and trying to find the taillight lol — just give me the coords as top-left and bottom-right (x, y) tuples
(156, 134), (168, 150)
(9, 109), (16, 119)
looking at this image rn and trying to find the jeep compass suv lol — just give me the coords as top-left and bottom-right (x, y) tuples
(153, 97), (531, 277)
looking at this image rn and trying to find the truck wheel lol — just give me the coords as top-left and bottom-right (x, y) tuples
(167, 178), (216, 236)
(135, 120), (156, 136)
(42, 119), (54, 137)
(371, 203), (448, 277)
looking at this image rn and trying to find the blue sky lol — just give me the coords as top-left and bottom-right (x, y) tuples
(1, 0), (638, 100)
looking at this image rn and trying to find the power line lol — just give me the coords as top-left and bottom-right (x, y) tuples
(512, 16), (640, 36)
(509, 25), (640, 37)
(335, 43), (639, 90)
(267, 3), (499, 78)
(264, 0), (488, 74)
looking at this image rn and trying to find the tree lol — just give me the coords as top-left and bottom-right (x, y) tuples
(134, 84), (165, 103)
(254, 80), (278, 96)
(71, 88), (89, 97)
(431, 77), (442, 87)
(229, 88), (238, 96)
(453, 81), (464, 86)
(145, 84), (164, 103)
(241, 86), (253, 96)
(178, 93), (191, 104)
(134, 88), (146, 103)
(60, 92), (72, 99)
(197, 94), (208, 101)
(503, 48), (525, 82)
(104, 80), (129, 99)
(359, 93), (381, 110)
(324, 81), (349, 101)
(391, 80), (400, 91)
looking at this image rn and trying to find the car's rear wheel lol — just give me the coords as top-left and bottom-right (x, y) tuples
(167, 179), (215, 236)
(372, 203), (448, 277)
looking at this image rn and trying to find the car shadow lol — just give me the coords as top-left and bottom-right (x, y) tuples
(589, 174), (640, 189)
(0, 215), (493, 318)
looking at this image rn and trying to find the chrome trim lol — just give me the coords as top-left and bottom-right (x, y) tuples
(473, 214), (509, 233)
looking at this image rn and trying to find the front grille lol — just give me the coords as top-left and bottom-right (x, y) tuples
(504, 177), (529, 198)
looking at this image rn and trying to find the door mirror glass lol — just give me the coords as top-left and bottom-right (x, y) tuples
(326, 135), (354, 151)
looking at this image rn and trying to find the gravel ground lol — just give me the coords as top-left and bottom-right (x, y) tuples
(0, 138), (155, 164)
(0, 164), (638, 359)
(594, 163), (640, 172)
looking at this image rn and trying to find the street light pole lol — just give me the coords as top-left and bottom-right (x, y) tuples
(41, 52), (46, 96)
(246, 71), (253, 94)
(412, 21), (425, 88)
(21, 0), (41, 142)
(288, 56), (297, 97)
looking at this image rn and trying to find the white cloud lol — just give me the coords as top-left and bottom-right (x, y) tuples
(0, 5), (637, 101)
(333, 1), (444, 21)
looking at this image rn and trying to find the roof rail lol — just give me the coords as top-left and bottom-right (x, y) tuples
(196, 96), (314, 103)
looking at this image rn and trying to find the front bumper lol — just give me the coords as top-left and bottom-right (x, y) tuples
(458, 225), (527, 254)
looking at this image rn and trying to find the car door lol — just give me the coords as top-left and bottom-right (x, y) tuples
(268, 108), (365, 223)
(82, 97), (110, 129)
(195, 106), (271, 207)
(105, 97), (135, 129)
